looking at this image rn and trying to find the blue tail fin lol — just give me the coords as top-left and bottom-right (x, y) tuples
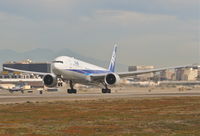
(108, 44), (117, 72)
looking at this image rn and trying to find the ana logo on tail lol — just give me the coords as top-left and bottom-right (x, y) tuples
(108, 44), (117, 72)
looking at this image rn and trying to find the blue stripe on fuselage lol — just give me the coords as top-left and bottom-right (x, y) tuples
(66, 69), (110, 75)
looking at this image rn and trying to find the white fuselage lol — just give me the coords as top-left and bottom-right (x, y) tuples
(52, 56), (109, 82)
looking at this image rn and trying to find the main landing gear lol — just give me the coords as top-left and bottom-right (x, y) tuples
(67, 80), (77, 94)
(67, 81), (111, 94)
(101, 84), (111, 94)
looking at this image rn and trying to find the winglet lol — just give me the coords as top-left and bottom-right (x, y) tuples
(108, 44), (117, 72)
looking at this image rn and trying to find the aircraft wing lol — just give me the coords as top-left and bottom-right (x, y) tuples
(3, 67), (50, 76)
(117, 65), (198, 78)
(91, 65), (198, 80)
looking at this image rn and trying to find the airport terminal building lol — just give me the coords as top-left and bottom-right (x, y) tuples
(2, 60), (51, 74)
(1, 60), (51, 79)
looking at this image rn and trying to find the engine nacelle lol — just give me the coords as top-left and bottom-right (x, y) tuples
(104, 73), (120, 85)
(43, 74), (58, 88)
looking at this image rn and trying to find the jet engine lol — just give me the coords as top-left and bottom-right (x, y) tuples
(104, 73), (120, 85)
(43, 74), (57, 87)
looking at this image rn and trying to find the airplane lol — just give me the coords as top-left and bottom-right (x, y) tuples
(3, 44), (198, 94)
(8, 82), (27, 93)
(0, 82), (27, 93)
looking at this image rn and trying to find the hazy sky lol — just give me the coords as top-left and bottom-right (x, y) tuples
(0, 0), (199, 66)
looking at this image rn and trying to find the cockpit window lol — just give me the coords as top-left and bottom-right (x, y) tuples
(52, 61), (64, 64)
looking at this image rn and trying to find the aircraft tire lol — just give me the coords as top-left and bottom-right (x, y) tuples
(67, 89), (72, 94)
(102, 89), (111, 93)
(102, 89), (106, 93)
(67, 89), (77, 94)
(72, 89), (77, 94)
(107, 89), (111, 93)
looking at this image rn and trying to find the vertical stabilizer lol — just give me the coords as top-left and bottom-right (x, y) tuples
(108, 44), (117, 72)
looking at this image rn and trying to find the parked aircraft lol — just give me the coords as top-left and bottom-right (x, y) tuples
(4, 44), (197, 94)
(8, 82), (27, 93)
(0, 82), (28, 93)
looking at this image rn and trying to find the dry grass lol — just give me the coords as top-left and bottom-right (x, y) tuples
(0, 97), (200, 136)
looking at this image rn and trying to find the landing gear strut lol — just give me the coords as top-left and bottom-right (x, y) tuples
(67, 80), (77, 94)
(102, 84), (111, 94)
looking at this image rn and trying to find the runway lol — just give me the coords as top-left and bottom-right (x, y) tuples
(0, 87), (200, 104)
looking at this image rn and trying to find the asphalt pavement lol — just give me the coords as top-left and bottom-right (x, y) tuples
(0, 87), (199, 104)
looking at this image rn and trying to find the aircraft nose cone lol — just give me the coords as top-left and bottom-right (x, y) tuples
(52, 63), (57, 69)
(51, 63), (58, 73)
(51, 61), (63, 75)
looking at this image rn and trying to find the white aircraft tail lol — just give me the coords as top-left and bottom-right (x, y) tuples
(108, 44), (117, 72)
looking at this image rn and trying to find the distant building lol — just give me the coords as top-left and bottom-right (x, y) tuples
(128, 65), (154, 81)
(197, 68), (200, 81)
(159, 70), (175, 81)
(176, 68), (198, 81)
(2, 59), (51, 74)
